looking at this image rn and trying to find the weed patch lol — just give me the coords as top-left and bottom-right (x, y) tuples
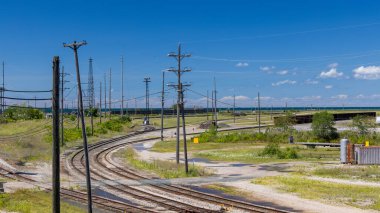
(124, 147), (211, 179)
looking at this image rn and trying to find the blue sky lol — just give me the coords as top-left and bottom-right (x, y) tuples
(2, 0), (380, 108)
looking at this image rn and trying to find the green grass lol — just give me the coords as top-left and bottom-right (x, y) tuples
(296, 165), (380, 182)
(0, 189), (85, 213)
(123, 147), (211, 179)
(0, 116), (135, 164)
(194, 146), (339, 164)
(151, 139), (265, 153)
(204, 184), (252, 198)
(252, 175), (380, 210)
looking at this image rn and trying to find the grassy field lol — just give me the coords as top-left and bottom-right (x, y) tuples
(0, 115), (135, 164)
(151, 139), (266, 153)
(252, 175), (380, 210)
(295, 164), (380, 182)
(152, 138), (339, 164)
(0, 189), (85, 213)
(193, 146), (339, 164)
(121, 147), (211, 179)
(203, 184), (252, 198)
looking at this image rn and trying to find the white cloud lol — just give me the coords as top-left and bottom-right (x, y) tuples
(320, 63), (343, 78)
(325, 85), (333, 89)
(260, 66), (275, 73)
(332, 94), (348, 99)
(277, 70), (288, 75)
(353, 66), (380, 80)
(355, 94), (365, 99)
(299, 96), (321, 101)
(328, 63), (339, 68)
(254, 96), (273, 101)
(236, 62), (249, 67)
(220, 95), (250, 101)
(271, 80), (296, 86)
(305, 79), (319, 85)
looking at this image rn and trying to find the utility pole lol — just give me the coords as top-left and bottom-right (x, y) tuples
(121, 56), (124, 116)
(167, 43), (191, 164)
(104, 73), (107, 119)
(258, 92), (261, 133)
(88, 58), (94, 135)
(180, 83), (190, 173)
(99, 82), (102, 123)
(134, 97), (137, 116)
(109, 69), (112, 119)
(161, 72), (165, 141)
(60, 67), (64, 146)
(1, 61), (4, 114)
(60, 66), (70, 146)
(52, 56), (60, 213)
(206, 90), (209, 121)
(213, 77), (217, 131)
(63, 41), (92, 213)
(143, 77), (151, 125)
(233, 94), (236, 123)
(271, 104), (273, 120)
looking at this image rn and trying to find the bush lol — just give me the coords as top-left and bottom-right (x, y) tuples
(3, 107), (44, 121)
(351, 115), (376, 136)
(259, 142), (298, 159)
(274, 111), (297, 132)
(311, 111), (338, 141)
(260, 142), (282, 156)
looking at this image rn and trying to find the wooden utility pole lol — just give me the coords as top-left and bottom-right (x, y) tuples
(60, 66), (64, 146)
(161, 72), (165, 141)
(233, 94), (236, 123)
(180, 84), (189, 173)
(258, 92), (261, 133)
(63, 41), (93, 213)
(99, 82), (102, 123)
(206, 90), (209, 121)
(121, 56), (124, 116)
(109, 69), (111, 119)
(213, 77), (217, 131)
(104, 73), (107, 119)
(52, 56), (60, 213)
(2, 61), (4, 113)
(167, 43), (191, 164)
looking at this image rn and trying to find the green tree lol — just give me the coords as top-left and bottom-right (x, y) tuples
(351, 115), (375, 136)
(311, 111), (338, 141)
(3, 106), (43, 121)
(274, 111), (297, 132)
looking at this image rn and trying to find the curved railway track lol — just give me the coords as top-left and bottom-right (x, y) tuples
(0, 157), (155, 212)
(68, 128), (290, 213)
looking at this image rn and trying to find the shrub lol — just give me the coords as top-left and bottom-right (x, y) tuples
(351, 115), (376, 136)
(260, 142), (282, 157)
(311, 111), (338, 141)
(3, 107), (44, 121)
(259, 142), (298, 159)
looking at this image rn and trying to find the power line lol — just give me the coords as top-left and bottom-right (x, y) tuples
(4, 89), (52, 93)
(167, 43), (191, 172)
(0, 96), (51, 101)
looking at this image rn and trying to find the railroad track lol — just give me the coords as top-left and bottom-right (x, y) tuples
(0, 159), (155, 212)
(68, 128), (291, 213)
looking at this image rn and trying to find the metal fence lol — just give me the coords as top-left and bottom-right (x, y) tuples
(356, 146), (380, 165)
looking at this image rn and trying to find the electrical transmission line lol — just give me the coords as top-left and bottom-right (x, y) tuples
(167, 43), (191, 172)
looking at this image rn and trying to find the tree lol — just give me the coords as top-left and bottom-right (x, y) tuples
(351, 115), (375, 136)
(274, 111), (297, 132)
(311, 111), (338, 141)
(3, 106), (43, 121)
